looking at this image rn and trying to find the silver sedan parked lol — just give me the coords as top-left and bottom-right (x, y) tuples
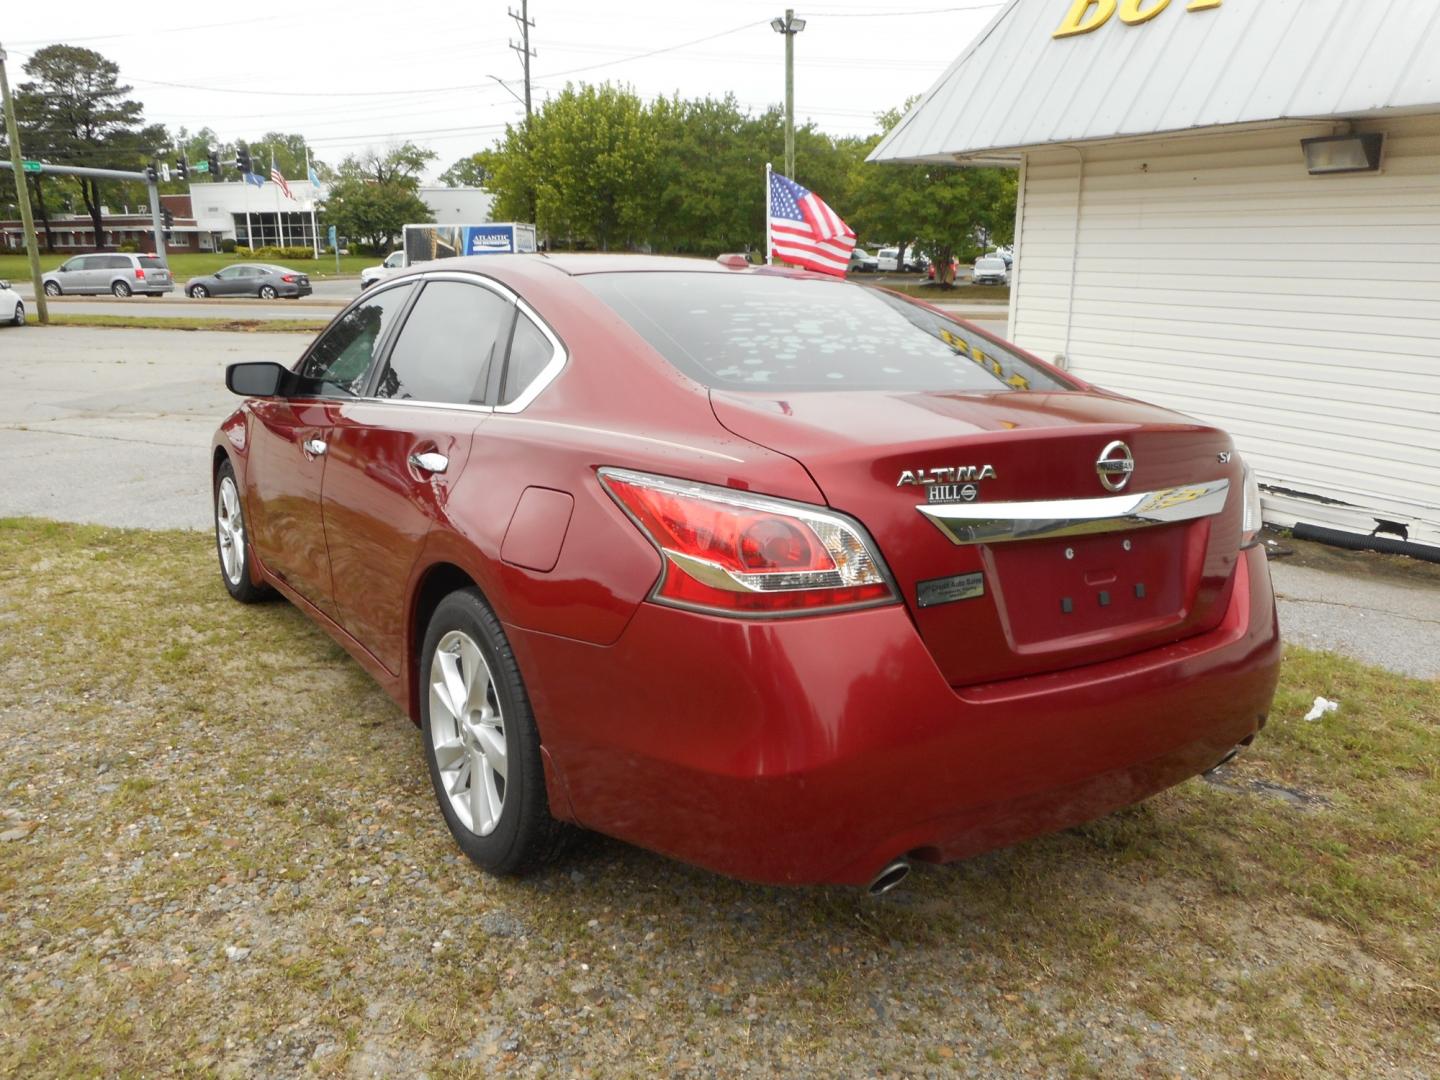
(185, 263), (313, 300)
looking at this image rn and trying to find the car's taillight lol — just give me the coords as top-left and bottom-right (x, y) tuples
(1240, 460), (1262, 548)
(600, 468), (896, 616)
(134, 268), (145, 279)
(281, 275), (296, 283)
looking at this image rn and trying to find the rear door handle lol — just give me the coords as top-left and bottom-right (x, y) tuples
(303, 437), (327, 457)
(409, 451), (449, 474)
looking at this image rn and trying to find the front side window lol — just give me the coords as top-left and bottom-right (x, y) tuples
(579, 272), (1073, 394)
(374, 281), (513, 404)
(296, 283), (415, 396)
(385, 252), (405, 269)
(60, 257), (87, 272)
(216, 266), (242, 279)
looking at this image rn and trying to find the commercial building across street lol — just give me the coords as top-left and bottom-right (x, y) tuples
(873, 0), (1440, 554)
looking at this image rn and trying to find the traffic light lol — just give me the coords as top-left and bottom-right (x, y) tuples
(176, 158), (189, 181)
(146, 160), (159, 183)
(236, 146), (252, 174)
(207, 151), (221, 177)
(162, 207), (175, 228)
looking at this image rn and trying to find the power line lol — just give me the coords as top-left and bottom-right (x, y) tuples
(7, 13), (303, 47)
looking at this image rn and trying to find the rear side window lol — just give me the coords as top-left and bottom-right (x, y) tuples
(499, 312), (555, 405)
(102, 255), (131, 270)
(375, 281), (513, 405)
(578, 273), (1072, 394)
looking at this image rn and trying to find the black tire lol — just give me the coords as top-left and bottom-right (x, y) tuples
(12, 302), (22, 327)
(111, 280), (132, 298)
(259, 285), (277, 300)
(213, 459), (269, 603)
(420, 588), (568, 876)
(44, 281), (61, 297)
(190, 284), (209, 298)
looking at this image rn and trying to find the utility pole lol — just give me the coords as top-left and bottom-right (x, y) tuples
(509, 1), (535, 122)
(0, 41), (48, 324)
(771, 11), (807, 180)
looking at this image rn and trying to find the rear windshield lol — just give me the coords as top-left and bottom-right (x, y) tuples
(579, 272), (1072, 393)
(138, 257), (166, 270)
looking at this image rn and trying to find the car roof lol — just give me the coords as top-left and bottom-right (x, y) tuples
(386, 252), (829, 296)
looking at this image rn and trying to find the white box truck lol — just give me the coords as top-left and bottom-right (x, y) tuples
(360, 223), (538, 290)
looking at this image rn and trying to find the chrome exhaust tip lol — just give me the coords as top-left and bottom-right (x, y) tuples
(1206, 742), (1246, 773)
(866, 859), (911, 896)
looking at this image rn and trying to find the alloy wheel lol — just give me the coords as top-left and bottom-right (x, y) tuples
(428, 630), (507, 837)
(44, 282), (61, 296)
(215, 476), (245, 586)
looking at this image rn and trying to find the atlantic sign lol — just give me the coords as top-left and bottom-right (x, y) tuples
(1053, 0), (1222, 39)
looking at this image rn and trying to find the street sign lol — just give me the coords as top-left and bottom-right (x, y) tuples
(195, 160), (209, 174)
(21, 160), (41, 172)
(327, 225), (337, 248)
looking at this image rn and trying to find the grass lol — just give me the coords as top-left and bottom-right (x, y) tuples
(0, 251), (375, 281)
(37, 313), (328, 333)
(875, 281), (1012, 302)
(0, 517), (1435, 1077)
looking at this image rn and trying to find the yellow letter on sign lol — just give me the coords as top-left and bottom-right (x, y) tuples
(1119, 0), (1171, 25)
(1187, 0), (1222, 9)
(1053, 0), (1117, 39)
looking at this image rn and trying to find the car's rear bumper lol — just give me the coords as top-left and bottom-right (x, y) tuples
(519, 545), (1281, 886)
(278, 284), (312, 297)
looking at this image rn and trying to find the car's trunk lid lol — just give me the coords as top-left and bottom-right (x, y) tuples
(711, 388), (1244, 686)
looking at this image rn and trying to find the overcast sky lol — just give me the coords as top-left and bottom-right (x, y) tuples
(3, 0), (1000, 179)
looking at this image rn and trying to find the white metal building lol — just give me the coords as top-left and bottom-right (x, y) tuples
(186, 183), (493, 248)
(872, 0), (1440, 553)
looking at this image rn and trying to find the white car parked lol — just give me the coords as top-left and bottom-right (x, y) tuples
(972, 256), (1010, 286)
(360, 250), (407, 291)
(0, 280), (24, 326)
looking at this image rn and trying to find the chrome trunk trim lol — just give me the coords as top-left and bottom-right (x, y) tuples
(918, 479), (1230, 545)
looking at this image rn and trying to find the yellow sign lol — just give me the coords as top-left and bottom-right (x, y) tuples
(1053, 0), (1221, 39)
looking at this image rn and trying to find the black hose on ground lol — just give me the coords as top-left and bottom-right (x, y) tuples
(1291, 523), (1440, 565)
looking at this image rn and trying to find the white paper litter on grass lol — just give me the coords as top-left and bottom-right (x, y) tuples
(1304, 696), (1339, 722)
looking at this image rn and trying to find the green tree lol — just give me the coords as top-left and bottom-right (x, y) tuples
(16, 46), (159, 248)
(244, 132), (329, 182)
(439, 153), (489, 188)
(850, 104), (1018, 285)
(485, 83), (660, 251)
(339, 142), (435, 185)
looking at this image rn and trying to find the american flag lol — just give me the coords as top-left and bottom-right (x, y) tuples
(768, 170), (855, 277)
(270, 165), (293, 200)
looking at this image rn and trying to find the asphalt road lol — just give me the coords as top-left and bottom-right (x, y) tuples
(3, 326), (1434, 679)
(0, 327), (294, 529)
(10, 276), (357, 304)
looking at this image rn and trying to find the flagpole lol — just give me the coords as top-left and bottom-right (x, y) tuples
(306, 146), (320, 259)
(765, 161), (773, 266)
(272, 149), (284, 249)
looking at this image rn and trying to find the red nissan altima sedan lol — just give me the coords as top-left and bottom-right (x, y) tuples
(212, 254), (1280, 891)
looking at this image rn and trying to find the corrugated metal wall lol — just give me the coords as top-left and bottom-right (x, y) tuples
(1010, 115), (1440, 549)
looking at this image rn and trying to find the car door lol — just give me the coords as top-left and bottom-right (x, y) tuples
(78, 255), (110, 294)
(99, 255), (131, 293)
(212, 266), (243, 295)
(243, 281), (417, 620)
(321, 275), (517, 674)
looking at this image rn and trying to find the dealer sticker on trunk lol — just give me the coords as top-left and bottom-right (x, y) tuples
(916, 571), (985, 608)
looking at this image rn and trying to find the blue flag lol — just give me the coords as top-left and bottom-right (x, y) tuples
(245, 170), (265, 189)
(308, 164), (321, 188)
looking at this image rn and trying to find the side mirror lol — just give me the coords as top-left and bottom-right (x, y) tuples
(226, 361), (293, 398)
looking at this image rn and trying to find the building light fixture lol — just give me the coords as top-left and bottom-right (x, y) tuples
(1301, 132), (1383, 175)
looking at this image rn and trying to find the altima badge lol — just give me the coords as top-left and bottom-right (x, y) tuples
(897, 465), (995, 503)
